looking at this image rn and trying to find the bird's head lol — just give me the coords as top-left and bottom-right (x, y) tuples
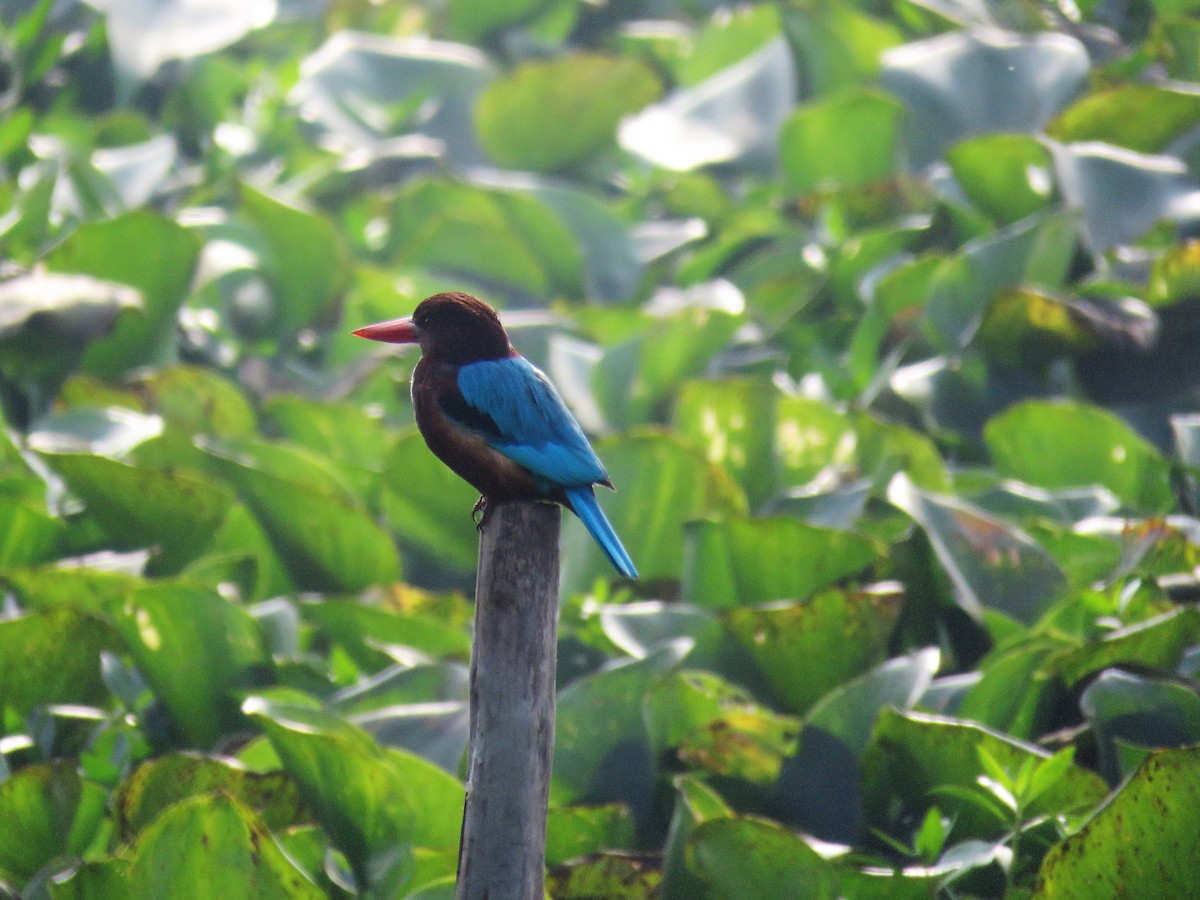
(353, 292), (512, 364)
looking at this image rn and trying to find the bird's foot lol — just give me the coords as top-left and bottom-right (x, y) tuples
(472, 496), (488, 531)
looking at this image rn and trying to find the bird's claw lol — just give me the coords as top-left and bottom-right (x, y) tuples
(472, 496), (487, 531)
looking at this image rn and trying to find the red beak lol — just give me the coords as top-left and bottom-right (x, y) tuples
(352, 316), (419, 343)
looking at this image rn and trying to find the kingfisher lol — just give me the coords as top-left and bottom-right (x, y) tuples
(354, 291), (637, 579)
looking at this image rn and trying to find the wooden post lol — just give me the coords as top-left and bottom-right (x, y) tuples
(456, 501), (561, 900)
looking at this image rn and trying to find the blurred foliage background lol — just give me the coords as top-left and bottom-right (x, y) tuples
(4, 0), (1200, 896)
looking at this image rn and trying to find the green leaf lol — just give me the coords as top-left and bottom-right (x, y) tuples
(202, 438), (401, 593)
(381, 430), (480, 571)
(552, 642), (690, 814)
(1052, 608), (1200, 688)
(302, 600), (471, 669)
(682, 517), (880, 609)
(662, 777), (732, 900)
(239, 185), (350, 340)
(133, 366), (257, 437)
(723, 587), (902, 715)
(947, 134), (1056, 224)
(43, 211), (201, 379)
(1035, 746), (1200, 897)
(244, 699), (462, 895)
(887, 472), (1066, 624)
(447, 0), (546, 40)
(880, 30), (1088, 167)
(674, 379), (777, 507)
(392, 179), (581, 298)
(1047, 85), (1200, 154)
(1081, 669), (1200, 782)
(476, 54), (660, 172)
(862, 709), (1107, 842)
(126, 794), (321, 899)
(113, 583), (273, 747)
(780, 89), (903, 194)
(0, 607), (117, 717)
(644, 670), (799, 783)
(985, 400), (1174, 511)
(545, 804), (635, 867)
(561, 434), (744, 592)
(958, 639), (1067, 740)
(0, 761), (94, 884)
(0, 271), (141, 381)
(115, 754), (307, 841)
(685, 817), (833, 899)
(41, 452), (233, 572)
(0, 495), (64, 568)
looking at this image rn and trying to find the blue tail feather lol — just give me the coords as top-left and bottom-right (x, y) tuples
(564, 486), (638, 580)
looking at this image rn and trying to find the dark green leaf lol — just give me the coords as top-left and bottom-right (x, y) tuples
(476, 55), (660, 172)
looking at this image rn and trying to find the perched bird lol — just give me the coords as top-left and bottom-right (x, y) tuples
(354, 291), (638, 579)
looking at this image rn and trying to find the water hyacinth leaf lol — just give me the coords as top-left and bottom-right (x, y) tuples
(27, 407), (163, 457)
(100, 0), (276, 80)
(1080, 669), (1200, 781)
(678, 4), (782, 86)
(1035, 746), (1200, 896)
(1052, 608), (1200, 688)
(591, 309), (741, 429)
(40, 452), (233, 572)
(984, 400), (1174, 512)
(674, 378), (777, 508)
(561, 434), (744, 592)
(446, 0), (546, 41)
(476, 54), (661, 172)
(1051, 143), (1200, 251)
(0, 761), (92, 884)
(644, 670), (799, 784)
(244, 699), (462, 895)
(391, 179), (582, 298)
(547, 854), (661, 899)
(947, 134), (1056, 224)
(135, 365), (257, 437)
(0, 271), (141, 381)
(772, 649), (938, 842)
(780, 89), (903, 194)
(44, 211), (201, 379)
(723, 587), (902, 715)
(880, 30), (1088, 167)
(958, 639), (1067, 740)
(0, 496), (64, 568)
(887, 472), (1066, 624)
(661, 777), (732, 900)
(291, 32), (492, 164)
(0, 606), (116, 718)
(487, 175), (643, 303)
(0, 565), (142, 614)
(774, 396), (855, 489)
(126, 794), (322, 899)
(240, 185), (349, 341)
(301, 600), (471, 668)
(619, 37), (795, 172)
(779, 4), (902, 96)
(115, 754), (307, 841)
(684, 817), (837, 899)
(382, 430), (488, 572)
(114, 583), (273, 747)
(545, 804), (636, 867)
(552, 641), (690, 814)
(852, 413), (951, 492)
(861, 709), (1107, 841)
(202, 439), (401, 593)
(1047, 84), (1200, 154)
(923, 211), (1079, 349)
(682, 517), (880, 609)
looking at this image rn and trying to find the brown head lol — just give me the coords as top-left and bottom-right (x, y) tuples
(353, 292), (512, 365)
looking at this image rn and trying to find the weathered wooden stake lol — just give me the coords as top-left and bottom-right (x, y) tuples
(456, 501), (561, 900)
